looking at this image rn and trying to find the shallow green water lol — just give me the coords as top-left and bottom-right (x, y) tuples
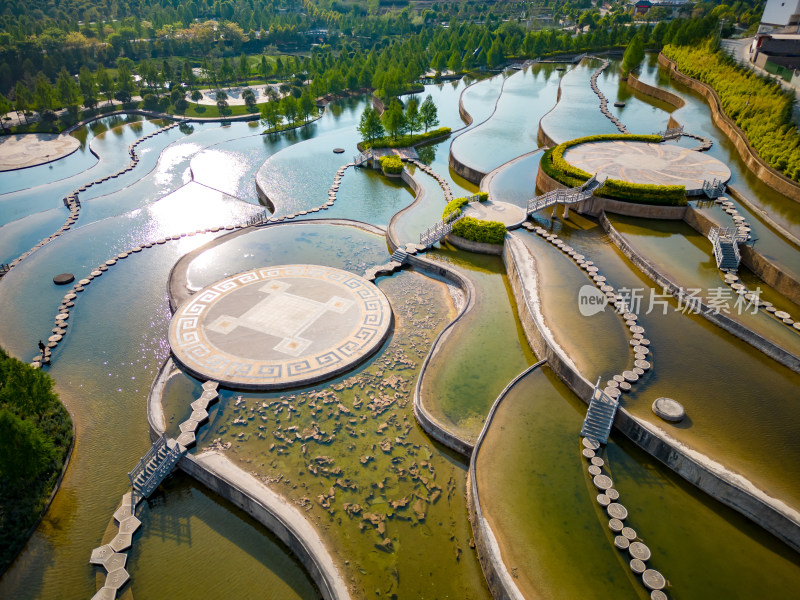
(419, 248), (535, 443)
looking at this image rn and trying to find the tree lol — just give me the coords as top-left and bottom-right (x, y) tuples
(239, 53), (248, 82)
(0, 410), (55, 487)
(299, 90), (315, 122)
(281, 95), (298, 123)
(405, 97), (421, 136)
(382, 100), (407, 140)
(78, 67), (97, 109)
(191, 90), (203, 102)
(96, 65), (114, 106)
(419, 94), (439, 132)
(116, 61), (135, 94)
(260, 55), (271, 83)
(33, 74), (54, 113)
(358, 106), (385, 143)
(621, 31), (645, 76)
(0, 93), (10, 120)
(114, 90), (132, 104)
(242, 88), (257, 110)
(487, 37), (505, 68)
(261, 100), (282, 131)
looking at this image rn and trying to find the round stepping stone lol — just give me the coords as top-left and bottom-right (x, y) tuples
(609, 518), (624, 532)
(606, 488), (620, 500)
(630, 325), (645, 334)
(48, 334), (62, 342)
(625, 319), (637, 327)
(629, 541), (651, 561)
(53, 273), (75, 285)
(642, 569), (666, 591)
(55, 313), (69, 321)
(614, 535), (630, 550)
(105, 259), (116, 266)
(591, 457), (604, 467)
(623, 313), (637, 321)
(582, 448), (595, 459)
(47, 341), (57, 348)
(593, 474), (613, 490)
(622, 371), (639, 382)
(766, 306), (777, 313)
(597, 494), (611, 507)
(607, 380), (620, 388)
(632, 345), (649, 356)
(650, 591), (668, 600)
(794, 322), (800, 331)
(638, 338), (651, 346)
(619, 381), (632, 392)
(607, 503), (628, 520)
(604, 386), (621, 399)
(91, 270), (102, 277)
(622, 526), (637, 540)
(775, 310), (791, 320)
(613, 374), (625, 383)
(79, 278), (91, 286)
(630, 558), (647, 574)
(635, 358), (651, 370)
(582, 437), (600, 450)
(635, 353), (648, 362)
(653, 397), (685, 422)
(588, 465), (602, 476)
(633, 367), (645, 376)
(99, 265), (108, 271)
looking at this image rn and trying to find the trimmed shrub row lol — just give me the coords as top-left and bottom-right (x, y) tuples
(363, 127), (451, 150)
(541, 134), (687, 206)
(451, 216), (506, 245)
(379, 155), (404, 174)
(442, 192), (488, 219)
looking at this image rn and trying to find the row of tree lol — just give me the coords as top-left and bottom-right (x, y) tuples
(358, 94), (440, 143)
(260, 91), (317, 130)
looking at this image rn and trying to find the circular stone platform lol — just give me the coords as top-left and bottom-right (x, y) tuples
(168, 265), (393, 389)
(461, 199), (527, 228)
(0, 133), (81, 171)
(563, 140), (731, 195)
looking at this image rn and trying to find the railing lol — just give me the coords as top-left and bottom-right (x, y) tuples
(656, 125), (684, 140)
(243, 209), (270, 227)
(708, 226), (742, 269)
(526, 176), (605, 215)
(0, 263), (10, 277)
(702, 178), (726, 199)
(138, 442), (183, 498)
(420, 211), (464, 247)
(353, 149), (374, 166)
(128, 433), (166, 488)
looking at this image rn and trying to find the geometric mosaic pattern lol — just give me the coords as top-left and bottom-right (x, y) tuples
(563, 140), (731, 194)
(168, 264), (393, 389)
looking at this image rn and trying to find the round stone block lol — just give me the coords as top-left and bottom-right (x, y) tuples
(650, 591), (668, 600)
(609, 518), (624, 532)
(582, 437), (600, 450)
(593, 474), (613, 490)
(53, 273), (75, 285)
(588, 465), (602, 476)
(630, 558), (646, 574)
(653, 397), (685, 422)
(582, 448), (595, 459)
(614, 535), (630, 550)
(622, 370), (639, 383)
(591, 457), (604, 467)
(607, 503), (628, 520)
(642, 569), (666, 591)
(606, 488), (620, 500)
(619, 381), (632, 392)
(629, 541), (651, 561)
(597, 494), (611, 507)
(622, 526), (637, 540)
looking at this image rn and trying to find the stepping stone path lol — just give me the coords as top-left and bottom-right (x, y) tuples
(588, 58), (628, 134)
(5, 122), (181, 275)
(581, 436), (670, 598)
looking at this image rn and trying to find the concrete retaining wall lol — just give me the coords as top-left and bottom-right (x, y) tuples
(740, 245), (800, 305)
(600, 213), (800, 373)
(658, 53), (800, 204)
(503, 231), (800, 554)
(727, 185), (800, 249)
(626, 72), (685, 109)
(467, 362), (546, 600)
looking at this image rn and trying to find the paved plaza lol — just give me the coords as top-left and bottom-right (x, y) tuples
(169, 265), (392, 389)
(563, 140), (731, 193)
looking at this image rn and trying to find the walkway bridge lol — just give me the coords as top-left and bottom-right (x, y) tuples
(708, 226), (747, 271)
(703, 178), (726, 199)
(656, 125), (684, 140)
(526, 175), (605, 216)
(580, 378), (620, 445)
(127, 433), (186, 498)
(419, 209), (465, 247)
(353, 149), (374, 167)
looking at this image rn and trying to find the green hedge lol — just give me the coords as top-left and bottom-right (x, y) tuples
(379, 155), (404, 174)
(541, 134), (687, 206)
(442, 192), (488, 219)
(363, 127), (451, 150)
(451, 216), (506, 244)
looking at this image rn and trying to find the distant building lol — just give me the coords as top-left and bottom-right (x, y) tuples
(634, 1), (652, 16)
(759, 0), (800, 31)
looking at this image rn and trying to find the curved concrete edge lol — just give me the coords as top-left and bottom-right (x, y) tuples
(480, 147), (545, 196)
(449, 72), (516, 185)
(727, 185), (800, 250)
(657, 53), (800, 204)
(386, 170), (426, 251)
(684, 205), (800, 304)
(445, 233), (504, 255)
(503, 232), (800, 554)
(408, 253), (478, 457)
(166, 218), (387, 312)
(146, 356), (352, 600)
(467, 361), (546, 600)
(178, 452), (352, 600)
(600, 212), (800, 373)
(536, 64), (570, 148)
(626, 72), (686, 110)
